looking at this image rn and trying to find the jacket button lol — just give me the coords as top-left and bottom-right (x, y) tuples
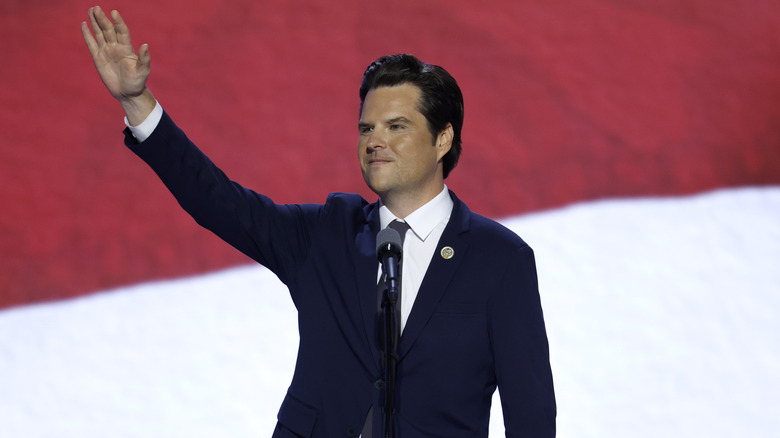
(346, 427), (358, 437)
(374, 379), (385, 390)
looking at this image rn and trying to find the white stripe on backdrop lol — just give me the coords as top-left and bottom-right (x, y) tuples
(1, 186), (779, 437)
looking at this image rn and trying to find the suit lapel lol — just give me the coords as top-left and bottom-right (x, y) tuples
(399, 193), (471, 359)
(355, 202), (382, 370)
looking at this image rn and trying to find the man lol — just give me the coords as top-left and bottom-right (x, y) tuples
(82, 6), (556, 437)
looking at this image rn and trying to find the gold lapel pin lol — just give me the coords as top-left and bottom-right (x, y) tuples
(440, 246), (454, 260)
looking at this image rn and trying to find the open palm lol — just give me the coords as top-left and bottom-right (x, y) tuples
(81, 7), (150, 101)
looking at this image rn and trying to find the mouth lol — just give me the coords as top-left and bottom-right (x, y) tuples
(367, 157), (392, 166)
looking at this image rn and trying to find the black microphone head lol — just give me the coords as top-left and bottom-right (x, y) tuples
(376, 227), (402, 260)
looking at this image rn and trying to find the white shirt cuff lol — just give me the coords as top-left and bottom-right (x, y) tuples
(124, 101), (163, 143)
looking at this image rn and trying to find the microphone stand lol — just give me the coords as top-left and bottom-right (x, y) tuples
(380, 281), (399, 438)
(376, 228), (402, 438)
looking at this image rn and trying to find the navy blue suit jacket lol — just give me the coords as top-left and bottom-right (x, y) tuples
(125, 112), (556, 437)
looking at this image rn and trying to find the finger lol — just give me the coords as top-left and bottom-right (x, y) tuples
(138, 43), (151, 70)
(80, 20), (99, 56)
(88, 7), (105, 46)
(111, 10), (133, 46)
(93, 6), (118, 44)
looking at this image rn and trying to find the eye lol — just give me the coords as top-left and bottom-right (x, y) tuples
(390, 124), (405, 131)
(359, 126), (373, 135)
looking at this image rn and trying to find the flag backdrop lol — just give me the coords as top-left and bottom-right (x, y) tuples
(1, 0), (778, 308)
(1, 1), (780, 437)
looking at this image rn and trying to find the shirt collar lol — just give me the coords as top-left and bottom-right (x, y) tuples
(379, 185), (454, 242)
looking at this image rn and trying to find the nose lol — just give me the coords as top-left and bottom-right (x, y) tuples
(365, 130), (386, 151)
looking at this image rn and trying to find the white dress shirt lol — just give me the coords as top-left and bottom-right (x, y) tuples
(378, 187), (453, 332)
(125, 101), (163, 142)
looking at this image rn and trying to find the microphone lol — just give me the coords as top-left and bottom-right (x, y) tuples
(376, 227), (403, 304)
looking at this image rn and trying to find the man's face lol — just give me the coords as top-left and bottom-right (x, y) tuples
(358, 83), (451, 204)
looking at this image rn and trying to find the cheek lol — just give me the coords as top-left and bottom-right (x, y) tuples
(357, 141), (366, 160)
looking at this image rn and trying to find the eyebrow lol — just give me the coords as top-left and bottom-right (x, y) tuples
(358, 116), (415, 127)
(387, 116), (414, 125)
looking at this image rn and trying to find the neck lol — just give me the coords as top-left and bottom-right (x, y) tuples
(380, 184), (445, 219)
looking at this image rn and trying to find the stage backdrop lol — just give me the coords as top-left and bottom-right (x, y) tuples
(1, 0), (779, 308)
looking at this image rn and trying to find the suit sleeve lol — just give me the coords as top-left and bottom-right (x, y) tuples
(123, 111), (319, 284)
(489, 245), (556, 437)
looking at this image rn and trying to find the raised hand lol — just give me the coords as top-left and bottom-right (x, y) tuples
(82, 7), (149, 100)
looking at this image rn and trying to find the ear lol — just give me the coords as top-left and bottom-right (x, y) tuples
(435, 123), (454, 161)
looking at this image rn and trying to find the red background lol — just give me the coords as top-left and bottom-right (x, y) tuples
(1, 0), (779, 309)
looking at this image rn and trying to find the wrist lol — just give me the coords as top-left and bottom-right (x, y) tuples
(120, 88), (156, 126)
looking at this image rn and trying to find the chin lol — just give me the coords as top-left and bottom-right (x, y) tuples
(366, 183), (387, 196)
(363, 174), (386, 192)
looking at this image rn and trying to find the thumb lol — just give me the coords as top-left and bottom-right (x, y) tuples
(138, 43), (151, 68)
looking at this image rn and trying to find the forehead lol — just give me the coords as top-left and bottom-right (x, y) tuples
(360, 83), (424, 121)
